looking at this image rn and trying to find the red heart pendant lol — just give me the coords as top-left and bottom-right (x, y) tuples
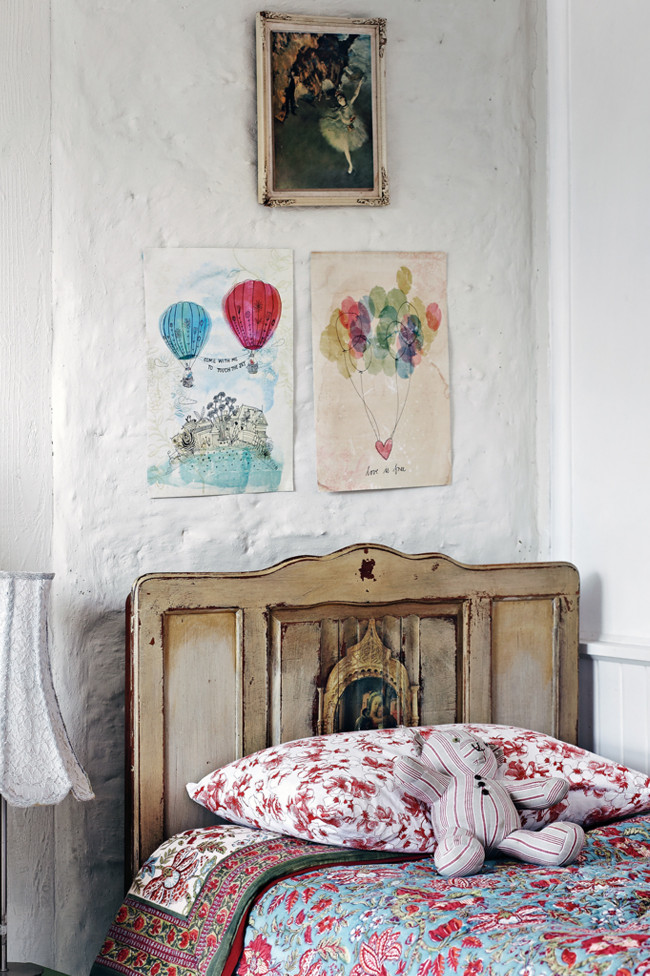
(375, 439), (393, 460)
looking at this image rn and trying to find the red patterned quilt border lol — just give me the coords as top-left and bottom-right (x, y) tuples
(91, 833), (420, 976)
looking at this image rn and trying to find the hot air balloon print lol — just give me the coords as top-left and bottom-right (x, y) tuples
(159, 301), (212, 387)
(222, 279), (282, 374)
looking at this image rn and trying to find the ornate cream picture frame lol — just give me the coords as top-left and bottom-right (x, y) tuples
(256, 13), (388, 207)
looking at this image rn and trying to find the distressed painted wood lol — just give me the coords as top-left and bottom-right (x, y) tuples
(419, 614), (458, 726)
(492, 599), (556, 731)
(274, 619), (320, 744)
(163, 611), (242, 839)
(126, 545), (580, 880)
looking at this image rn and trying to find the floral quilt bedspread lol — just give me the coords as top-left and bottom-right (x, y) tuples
(91, 824), (416, 976)
(92, 816), (650, 976)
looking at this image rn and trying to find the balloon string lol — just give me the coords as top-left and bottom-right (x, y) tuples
(336, 321), (384, 440)
(357, 373), (381, 441)
(336, 318), (417, 445)
(389, 361), (412, 441)
(341, 352), (380, 440)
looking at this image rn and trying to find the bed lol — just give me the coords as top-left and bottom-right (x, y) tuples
(91, 544), (650, 976)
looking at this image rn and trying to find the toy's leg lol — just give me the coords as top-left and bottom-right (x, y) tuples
(435, 830), (485, 879)
(496, 823), (585, 867)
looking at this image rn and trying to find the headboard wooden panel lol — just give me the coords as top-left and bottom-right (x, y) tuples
(126, 544), (579, 879)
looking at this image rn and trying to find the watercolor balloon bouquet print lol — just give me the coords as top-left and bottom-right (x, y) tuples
(311, 252), (451, 492)
(145, 248), (293, 497)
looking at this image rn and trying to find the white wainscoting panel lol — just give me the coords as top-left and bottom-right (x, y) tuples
(579, 640), (650, 774)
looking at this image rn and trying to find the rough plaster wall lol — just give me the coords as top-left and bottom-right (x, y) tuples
(0, 1), (52, 570)
(0, 1), (56, 966)
(48, 1), (545, 972)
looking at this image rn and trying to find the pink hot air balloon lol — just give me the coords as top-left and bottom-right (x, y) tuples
(222, 279), (282, 353)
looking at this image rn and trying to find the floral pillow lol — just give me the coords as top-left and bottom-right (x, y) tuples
(187, 724), (650, 853)
(187, 727), (429, 852)
(453, 724), (650, 829)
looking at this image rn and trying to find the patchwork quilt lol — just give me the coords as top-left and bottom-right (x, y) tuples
(92, 815), (650, 976)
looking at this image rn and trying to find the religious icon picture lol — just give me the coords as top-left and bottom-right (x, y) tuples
(335, 677), (400, 733)
(320, 619), (417, 735)
(256, 13), (388, 207)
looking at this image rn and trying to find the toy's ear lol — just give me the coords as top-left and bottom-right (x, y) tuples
(487, 742), (504, 765)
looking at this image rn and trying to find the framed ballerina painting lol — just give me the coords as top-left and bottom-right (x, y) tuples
(311, 251), (451, 492)
(256, 13), (388, 207)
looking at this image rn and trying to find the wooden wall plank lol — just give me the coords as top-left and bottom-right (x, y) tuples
(419, 615), (458, 725)
(164, 611), (241, 838)
(274, 619), (321, 742)
(556, 595), (580, 743)
(402, 614), (421, 726)
(492, 599), (555, 732)
(242, 608), (268, 755)
(462, 597), (493, 722)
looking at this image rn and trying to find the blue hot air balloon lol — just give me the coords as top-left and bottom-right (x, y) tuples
(159, 301), (212, 387)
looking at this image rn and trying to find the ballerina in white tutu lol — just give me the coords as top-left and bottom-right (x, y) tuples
(318, 78), (367, 174)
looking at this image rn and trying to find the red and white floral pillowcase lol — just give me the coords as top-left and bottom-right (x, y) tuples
(460, 724), (650, 831)
(188, 727), (424, 852)
(186, 724), (650, 854)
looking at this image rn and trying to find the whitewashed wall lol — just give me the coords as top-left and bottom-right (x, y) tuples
(0, 1), (56, 967)
(3, 1), (547, 973)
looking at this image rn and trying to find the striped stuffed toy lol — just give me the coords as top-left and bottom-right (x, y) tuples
(394, 728), (585, 878)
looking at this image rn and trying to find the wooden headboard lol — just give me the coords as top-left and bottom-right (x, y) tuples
(126, 544), (579, 879)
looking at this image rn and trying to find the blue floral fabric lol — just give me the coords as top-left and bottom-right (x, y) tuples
(234, 815), (650, 976)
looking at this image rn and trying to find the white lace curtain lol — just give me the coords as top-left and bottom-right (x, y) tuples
(0, 572), (94, 807)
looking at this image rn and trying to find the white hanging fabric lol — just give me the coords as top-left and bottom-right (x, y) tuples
(0, 572), (94, 807)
